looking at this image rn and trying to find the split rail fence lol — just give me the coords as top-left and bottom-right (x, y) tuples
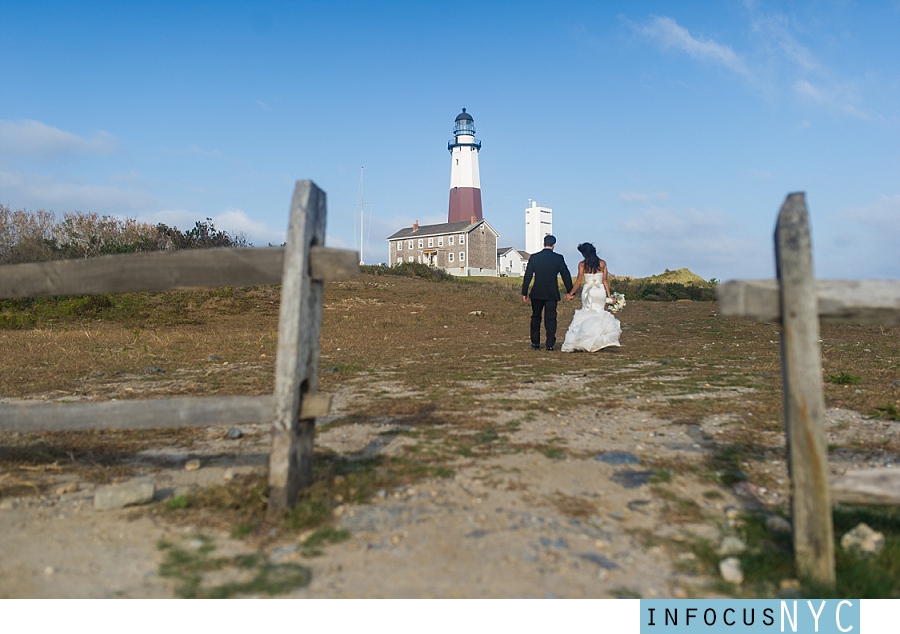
(0, 180), (360, 513)
(717, 192), (900, 586)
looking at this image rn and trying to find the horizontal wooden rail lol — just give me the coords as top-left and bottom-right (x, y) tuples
(717, 279), (900, 325)
(832, 469), (900, 506)
(0, 246), (360, 299)
(0, 394), (331, 433)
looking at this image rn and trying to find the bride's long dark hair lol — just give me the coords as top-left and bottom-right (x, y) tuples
(577, 242), (601, 273)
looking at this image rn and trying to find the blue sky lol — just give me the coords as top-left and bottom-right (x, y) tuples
(1, 0), (898, 280)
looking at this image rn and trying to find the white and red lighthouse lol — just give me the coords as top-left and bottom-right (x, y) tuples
(447, 108), (483, 223)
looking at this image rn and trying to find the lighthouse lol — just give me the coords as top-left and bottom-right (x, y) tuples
(447, 108), (483, 223)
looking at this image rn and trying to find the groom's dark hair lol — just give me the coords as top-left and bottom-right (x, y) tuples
(543, 235), (556, 247)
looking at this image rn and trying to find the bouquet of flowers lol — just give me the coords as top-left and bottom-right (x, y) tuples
(605, 292), (626, 313)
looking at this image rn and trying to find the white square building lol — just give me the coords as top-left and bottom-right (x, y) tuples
(525, 200), (552, 254)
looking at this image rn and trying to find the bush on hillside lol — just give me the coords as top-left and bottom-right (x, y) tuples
(361, 262), (455, 282)
(0, 205), (248, 264)
(155, 218), (249, 250)
(610, 277), (717, 302)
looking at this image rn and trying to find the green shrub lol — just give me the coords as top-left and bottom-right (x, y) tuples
(828, 372), (861, 385)
(609, 278), (717, 302)
(361, 262), (455, 282)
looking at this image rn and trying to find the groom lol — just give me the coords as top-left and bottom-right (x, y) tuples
(522, 235), (573, 351)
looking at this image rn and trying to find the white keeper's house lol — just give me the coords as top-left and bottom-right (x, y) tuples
(387, 218), (499, 277)
(497, 247), (529, 277)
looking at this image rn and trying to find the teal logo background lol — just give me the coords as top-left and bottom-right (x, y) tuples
(640, 599), (860, 633)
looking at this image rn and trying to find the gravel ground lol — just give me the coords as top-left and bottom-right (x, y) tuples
(0, 376), (895, 598)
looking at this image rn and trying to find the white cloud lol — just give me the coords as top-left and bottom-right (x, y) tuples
(819, 194), (900, 279)
(839, 194), (900, 232)
(742, 4), (884, 121)
(636, 9), (885, 122)
(0, 169), (154, 212)
(137, 207), (286, 247)
(611, 204), (768, 280)
(620, 191), (669, 204)
(160, 144), (229, 160)
(324, 233), (353, 250)
(0, 119), (119, 159)
(187, 144), (227, 159)
(747, 10), (819, 72)
(606, 194), (898, 280)
(620, 205), (728, 235)
(216, 208), (285, 245)
(639, 16), (751, 77)
(793, 79), (874, 121)
(109, 171), (145, 186)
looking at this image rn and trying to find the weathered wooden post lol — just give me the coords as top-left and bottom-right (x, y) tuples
(775, 192), (835, 587)
(268, 181), (327, 514)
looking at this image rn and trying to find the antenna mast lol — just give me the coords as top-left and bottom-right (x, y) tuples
(355, 167), (371, 265)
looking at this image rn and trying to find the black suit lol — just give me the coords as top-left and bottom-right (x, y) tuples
(521, 248), (573, 348)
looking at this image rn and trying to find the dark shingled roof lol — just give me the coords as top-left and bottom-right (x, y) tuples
(497, 246), (530, 260)
(387, 220), (478, 241)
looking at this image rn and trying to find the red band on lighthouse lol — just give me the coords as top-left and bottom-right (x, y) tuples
(448, 187), (483, 223)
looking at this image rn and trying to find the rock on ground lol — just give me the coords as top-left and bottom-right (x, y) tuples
(93, 478), (155, 511)
(840, 523), (885, 556)
(719, 557), (744, 584)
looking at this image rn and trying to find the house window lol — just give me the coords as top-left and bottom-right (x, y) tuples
(438, 236), (444, 246)
(397, 241), (403, 250)
(428, 238), (434, 247)
(418, 254), (423, 263)
(418, 239), (423, 249)
(449, 236), (454, 246)
(459, 252), (465, 262)
(448, 252), (454, 263)
(397, 257), (402, 265)
(459, 235), (465, 244)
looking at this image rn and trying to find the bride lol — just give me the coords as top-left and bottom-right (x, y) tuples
(560, 242), (621, 352)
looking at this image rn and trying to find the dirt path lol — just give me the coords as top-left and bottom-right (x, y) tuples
(0, 374), (893, 598)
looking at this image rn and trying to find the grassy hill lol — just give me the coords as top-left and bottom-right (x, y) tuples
(612, 267), (711, 287)
(610, 268), (716, 301)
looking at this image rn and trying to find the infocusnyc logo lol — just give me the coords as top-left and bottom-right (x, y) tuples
(640, 599), (859, 633)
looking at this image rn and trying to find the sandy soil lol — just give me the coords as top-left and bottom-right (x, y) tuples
(0, 374), (894, 599)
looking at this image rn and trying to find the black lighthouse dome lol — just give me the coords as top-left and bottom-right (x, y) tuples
(448, 108), (481, 151)
(454, 108), (475, 136)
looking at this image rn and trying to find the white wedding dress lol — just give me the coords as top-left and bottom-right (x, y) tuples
(561, 273), (621, 352)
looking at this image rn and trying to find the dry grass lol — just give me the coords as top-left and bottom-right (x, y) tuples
(1, 274), (897, 504)
(548, 490), (598, 519)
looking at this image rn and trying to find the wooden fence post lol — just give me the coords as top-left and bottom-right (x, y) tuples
(268, 181), (327, 514)
(775, 192), (835, 586)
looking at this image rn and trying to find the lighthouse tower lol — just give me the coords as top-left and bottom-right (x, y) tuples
(447, 108), (483, 223)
